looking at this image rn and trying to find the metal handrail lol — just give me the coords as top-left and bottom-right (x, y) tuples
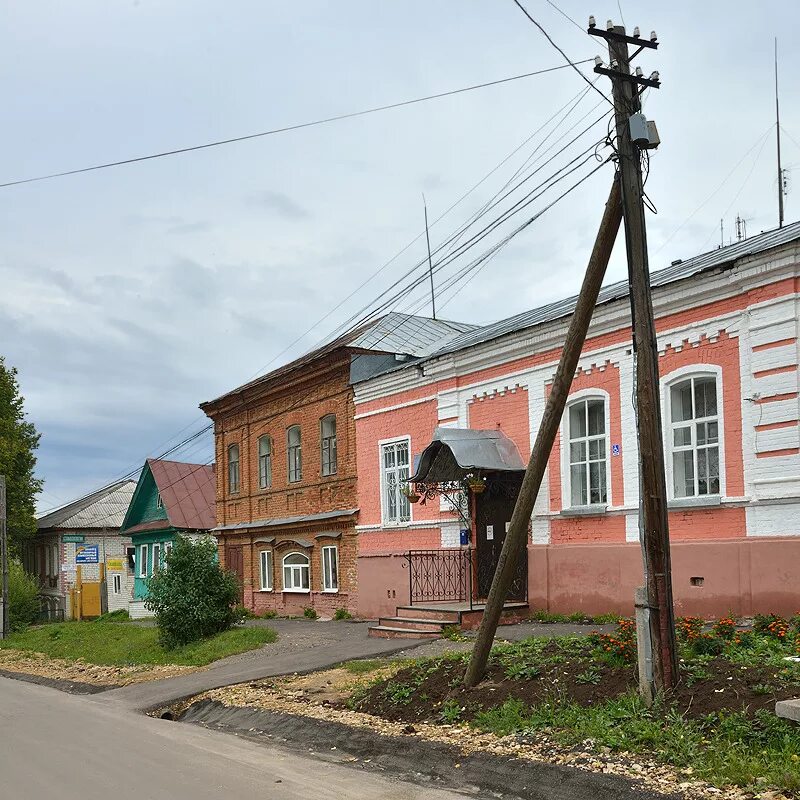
(405, 548), (474, 609)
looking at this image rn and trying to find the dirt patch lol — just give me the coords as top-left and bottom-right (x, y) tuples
(0, 648), (199, 688)
(178, 698), (684, 800)
(354, 645), (800, 724)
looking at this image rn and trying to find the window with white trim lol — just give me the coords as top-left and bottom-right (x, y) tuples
(381, 439), (411, 523)
(259, 550), (273, 591)
(567, 398), (608, 506)
(668, 375), (720, 497)
(282, 552), (310, 591)
(152, 542), (161, 573)
(258, 436), (273, 489)
(228, 443), (240, 493)
(320, 415), (337, 476)
(287, 426), (302, 483)
(322, 545), (338, 592)
(137, 544), (148, 578)
(156, 492), (163, 509)
(112, 574), (122, 595)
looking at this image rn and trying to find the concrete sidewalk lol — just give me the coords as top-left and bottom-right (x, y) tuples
(98, 620), (420, 711)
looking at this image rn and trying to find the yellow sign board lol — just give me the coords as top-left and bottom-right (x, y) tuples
(106, 558), (124, 571)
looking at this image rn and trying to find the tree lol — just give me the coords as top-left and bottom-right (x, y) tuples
(8, 559), (40, 631)
(0, 357), (42, 555)
(145, 535), (242, 648)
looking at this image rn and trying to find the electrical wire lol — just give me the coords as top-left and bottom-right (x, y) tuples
(68, 153), (611, 528)
(1, 61), (594, 189)
(543, 0), (585, 33)
(510, 0), (611, 106)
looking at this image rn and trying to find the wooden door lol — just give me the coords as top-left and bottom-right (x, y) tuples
(80, 583), (102, 617)
(225, 545), (245, 605)
(474, 474), (526, 601)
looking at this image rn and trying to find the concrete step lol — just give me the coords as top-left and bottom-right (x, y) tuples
(368, 625), (442, 640)
(394, 606), (461, 624)
(378, 616), (447, 633)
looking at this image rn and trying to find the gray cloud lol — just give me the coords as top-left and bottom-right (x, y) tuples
(248, 190), (310, 219)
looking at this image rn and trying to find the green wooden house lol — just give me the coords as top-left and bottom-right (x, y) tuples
(120, 458), (216, 618)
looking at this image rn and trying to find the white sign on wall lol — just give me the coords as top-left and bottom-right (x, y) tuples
(486, 525), (494, 541)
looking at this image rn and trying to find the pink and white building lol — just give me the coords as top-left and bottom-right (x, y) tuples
(354, 223), (800, 622)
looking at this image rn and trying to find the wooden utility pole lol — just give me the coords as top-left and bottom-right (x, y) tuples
(591, 21), (678, 692)
(464, 175), (622, 688)
(1, 475), (8, 639)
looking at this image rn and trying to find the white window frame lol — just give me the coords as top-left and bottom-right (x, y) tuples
(662, 365), (725, 500)
(561, 390), (611, 509)
(321, 545), (338, 593)
(137, 544), (148, 578)
(151, 542), (161, 574)
(258, 435), (273, 489)
(259, 549), (273, 592)
(156, 492), (163, 509)
(379, 436), (412, 526)
(112, 574), (122, 595)
(282, 551), (310, 593)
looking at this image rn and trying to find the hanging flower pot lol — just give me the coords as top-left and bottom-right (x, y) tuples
(465, 475), (486, 494)
(401, 484), (421, 503)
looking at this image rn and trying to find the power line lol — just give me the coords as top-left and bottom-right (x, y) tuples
(655, 124), (775, 255)
(510, 0), (611, 106)
(43, 88), (606, 511)
(1, 61), (593, 189)
(543, 0), (585, 33)
(67, 152), (611, 528)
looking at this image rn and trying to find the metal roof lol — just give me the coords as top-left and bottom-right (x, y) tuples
(431, 220), (800, 359)
(37, 480), (137, 531)
(410, 428), (525, 482)
(348, 312), (476, 357)
(148, 459), (216, 531)
(202, 313), (474, 409)
(213, 507), (358, 533)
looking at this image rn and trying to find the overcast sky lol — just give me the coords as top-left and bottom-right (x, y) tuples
(3, 1), (799, 512)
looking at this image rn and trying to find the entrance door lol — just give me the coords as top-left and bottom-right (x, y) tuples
(474, 474), (526, 601)
(225, 545), (245, 605)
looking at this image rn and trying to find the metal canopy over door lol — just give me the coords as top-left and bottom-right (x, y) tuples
(225, 545), (245, 605)
(473, 474), (526, 601)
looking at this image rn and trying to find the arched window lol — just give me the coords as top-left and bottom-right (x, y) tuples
(258, 436), (272, 489)
(567, 397), (608, 506)
(320, 414), (337, 476)
(282, 551), (310, 591)
(668, 375), (720, 497)
(227, 443), (240, 493)
(287, 426), (302, 483)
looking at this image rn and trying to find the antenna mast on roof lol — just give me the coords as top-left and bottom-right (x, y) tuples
(775, 38), (786, 229)
(422, 194), (437, 320)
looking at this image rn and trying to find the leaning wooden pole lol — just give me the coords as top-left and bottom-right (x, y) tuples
(464, 174), (622, 688)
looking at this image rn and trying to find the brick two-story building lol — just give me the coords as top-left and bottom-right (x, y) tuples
(200, 313), (473, 617)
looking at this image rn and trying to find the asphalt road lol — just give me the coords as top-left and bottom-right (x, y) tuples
(0, 677), (464, 800)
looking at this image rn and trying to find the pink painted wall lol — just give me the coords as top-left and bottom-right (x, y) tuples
(467, 387), (530, 456)
(357, 552), (411, 618)
(529, 537), (800, 617)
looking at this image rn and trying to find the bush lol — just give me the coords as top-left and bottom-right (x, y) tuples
(303, 606), (318, 620)
(261, 609), (277, 619)
(94, 609), (130, 623)
(8, 559), (40, 631)
(145, 536), (241, 649)
(333, 607), (352, 621)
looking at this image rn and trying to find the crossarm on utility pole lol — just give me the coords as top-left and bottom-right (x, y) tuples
(464, 174), (622, 688)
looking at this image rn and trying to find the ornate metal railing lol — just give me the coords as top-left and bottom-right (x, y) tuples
(406, 549), (473, 607)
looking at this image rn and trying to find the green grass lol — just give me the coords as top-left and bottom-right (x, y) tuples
(0, 621), (277, 667)
(341, 659), (386, 674)
(472, 691), (800, 794)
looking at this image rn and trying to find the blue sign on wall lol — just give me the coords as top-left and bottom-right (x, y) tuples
(75, 544), (99, 564)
